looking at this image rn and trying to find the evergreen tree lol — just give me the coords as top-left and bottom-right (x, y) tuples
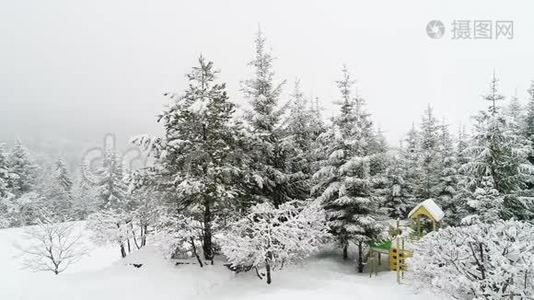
(71, 176), (101, 220)
(505, 91), (524, 135)
(0, 143), (12, 199)
(134, 56), (243, 261)
(7, 140), (37, 196)
(383, 155), (415, 219)
(449, 126), (471, 225)
(464, 175), (503, 224)
(41, 158), (74, 220)
(282, 80), (325, 194)
(525, 81), (534, 166)
(241, 30), (306, 208)
(312, 67), (385, 271)
(400, 124), (421, 204)
(416, 106), (441, 199)
(95, 149), (128, 210)
(466, 75), (530, 194)
(435, 122), (458, 214)
(464, 74), (533, 221)
(54, 158), (73, 192)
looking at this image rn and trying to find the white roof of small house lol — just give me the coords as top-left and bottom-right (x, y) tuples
(408, 198), (445, 222)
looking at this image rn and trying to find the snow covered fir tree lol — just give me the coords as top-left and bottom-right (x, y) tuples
(1, 28), (534, 300)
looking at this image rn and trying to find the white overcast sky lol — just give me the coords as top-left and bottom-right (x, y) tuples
(2, 0), (534, 149)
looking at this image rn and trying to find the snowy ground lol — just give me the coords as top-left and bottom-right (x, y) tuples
(0, 224), (446, 300)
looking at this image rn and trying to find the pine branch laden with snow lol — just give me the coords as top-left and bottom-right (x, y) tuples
(219, 200), (330, 284)
(15, 219), (87, 275)
(409, 220), (534, 299)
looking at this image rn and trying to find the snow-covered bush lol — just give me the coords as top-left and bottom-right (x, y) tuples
(410, 220), (534, 299)
(87, 208), (130, 258)
(220, 200), (329, 284)
(151, 211), (207, 267)
(16, 219), (87, 275)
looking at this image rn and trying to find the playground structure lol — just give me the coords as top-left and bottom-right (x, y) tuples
(368, 199), (445, 283)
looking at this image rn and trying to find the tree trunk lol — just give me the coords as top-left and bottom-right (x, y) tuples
(130, 222), (140, 250)
(202, 200), (213, 261)
(120, 242), (126, 258)
(342, 242), (349, 260)
(117, 222), (127, 258)
(141, 224), (148, 247)
(265, 258), (272, 284)
(190, 237), (203, 268)
(357, 241), (364, 273)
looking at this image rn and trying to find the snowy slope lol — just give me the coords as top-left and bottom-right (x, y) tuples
(0, 224), (447, 300)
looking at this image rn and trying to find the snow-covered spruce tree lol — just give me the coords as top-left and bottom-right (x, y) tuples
(416, 106), (442, 199)
(312, 67), (386, 271)
(12, 191), (45, 226)
(283, 80), (323, 178)
(398, 123), (421, 206)
(7, 140), (37, 196)
(435, 122), (459, 217)
(383, 155), (415, 219)
(220, 200), (329, 284)
(518, 82), (534, 222)
(71, 176), (101, 220)
(502, 92), (534, 222)
(41, 158), (74, 220)
(463, 74), (533, 221)
(132, 56), (243, 261)
(410, 220), (534, 299)
(95, 149), (128, 210)
(0, 143), (12, 199)
(525, 81), (534, 167)
(505, 91), (525, 135)
(448, 125), (472, 225)
(463, 175), (503, 224)
(0, 143), (15, 228)
(369, 128), (390, 193)
(87, 148), (130, 258)
(0, 141), (40, 227)
(241, 29), (307, 208)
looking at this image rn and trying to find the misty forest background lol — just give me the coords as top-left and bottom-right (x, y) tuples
(1, 30), (534, 297)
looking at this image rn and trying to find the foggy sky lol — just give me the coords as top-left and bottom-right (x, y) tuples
(2, 0), (534, 152)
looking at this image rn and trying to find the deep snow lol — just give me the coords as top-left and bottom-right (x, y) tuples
(0, 224), (446, 300)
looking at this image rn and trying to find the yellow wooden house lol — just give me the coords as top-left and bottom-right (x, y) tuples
(408, 198), (444, 236)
